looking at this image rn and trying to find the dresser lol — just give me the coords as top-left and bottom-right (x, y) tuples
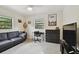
(46, 30), (60, 43)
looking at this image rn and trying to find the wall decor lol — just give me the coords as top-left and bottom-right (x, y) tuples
(18, 19), (22, 23)
(35, 18), (44, 29)
(23, 22), (27, 29)
(0, 16), (12, 29)
(28, 21), (31, 24)
(48, 14), (57, 26)
(56, 27), (59, 30)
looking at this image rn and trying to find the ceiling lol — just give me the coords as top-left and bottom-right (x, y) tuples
(2, 5), (64, 16)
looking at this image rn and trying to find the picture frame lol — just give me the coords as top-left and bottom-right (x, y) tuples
(48, 14), (57, 26)
(0, 16), (12, 29)
(35, 18), (44, 29)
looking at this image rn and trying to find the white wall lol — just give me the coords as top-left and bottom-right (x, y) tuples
(0, 6), (64, 42)
(63, 6), (79, 25)
(0, 6), (27, 33)
(64, 25), (76, 30)
(27, 11), (63, 40)
(63, 6), (79, 46)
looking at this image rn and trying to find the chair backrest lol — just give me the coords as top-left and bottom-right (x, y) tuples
(61, 40), (76, 54)
(34, 31), (40, 36)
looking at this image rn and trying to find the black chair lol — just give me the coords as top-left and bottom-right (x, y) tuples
(34, 31), (41, 42)
(60, 40), (77, 54)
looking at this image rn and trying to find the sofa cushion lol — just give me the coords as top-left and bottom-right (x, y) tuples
(0, 40), (11, 46)
(0, 33), (8, 41)
(8, 31), (19, 39)
(11, 37), (22, 41)
(0, 40), (13, 52)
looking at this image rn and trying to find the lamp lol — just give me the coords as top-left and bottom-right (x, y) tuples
(27, 6), (32, 11)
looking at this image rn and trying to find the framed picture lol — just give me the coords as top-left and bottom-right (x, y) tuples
(48, 14), (57, 26)
(0, 16), (12, 29)
(35, 18), (44, 29)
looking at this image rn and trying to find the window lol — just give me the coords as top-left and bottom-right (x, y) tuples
(35, 18), (44, 29)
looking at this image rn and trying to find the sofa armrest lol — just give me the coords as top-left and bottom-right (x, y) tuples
(19, 33), (27, 39)
(19, 34), (25, 39)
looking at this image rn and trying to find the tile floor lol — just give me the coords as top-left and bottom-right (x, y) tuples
(1, 40), (61, 54)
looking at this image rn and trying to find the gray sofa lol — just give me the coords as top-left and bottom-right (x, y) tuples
(0, 31), (27, 53)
